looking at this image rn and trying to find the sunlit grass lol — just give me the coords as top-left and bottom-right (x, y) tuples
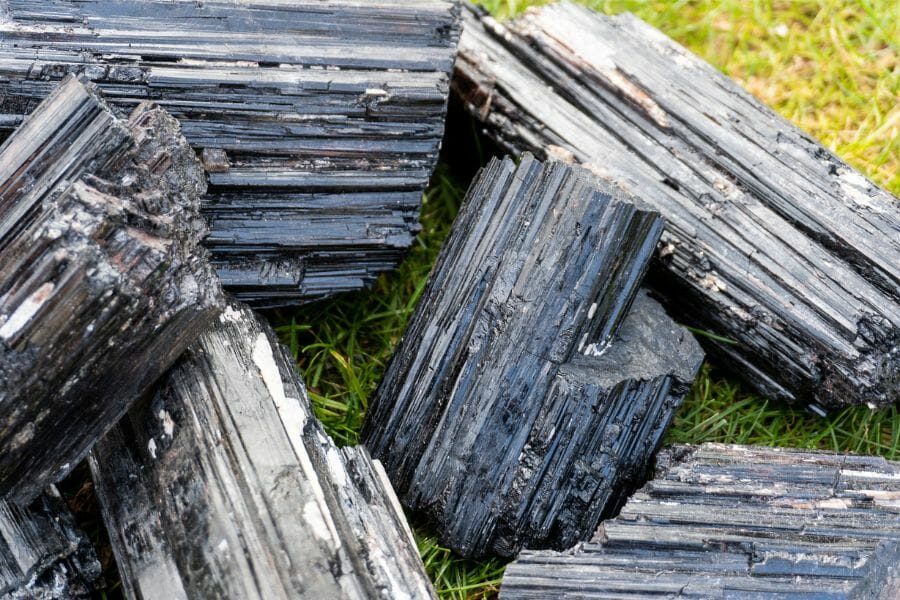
(273, 2), (899, 597)
(481, 0), (899, 191)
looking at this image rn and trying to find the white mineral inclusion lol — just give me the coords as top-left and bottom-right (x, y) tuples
(0, 282), (54, 340)
(148, 438), (157, 459)
(302, 500), (333, 542)
(837, 167), (881, 212)
(250, 331), (341, 546)
(251, 333), (298, 423)
(219, 305), (242, 324)
(251, 331), (307, 454)
(325, 446), (348, 488)
(841, 469), (900, 480)
(158, 409), (175, 438)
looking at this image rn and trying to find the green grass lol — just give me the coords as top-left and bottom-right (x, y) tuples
(272, 1), (899, 597)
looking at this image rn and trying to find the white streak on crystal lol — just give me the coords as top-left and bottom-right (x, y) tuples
(841, 469), (900, 480)
(0, 282), (54, 339)
(326, 446), (347, 488)
(219, 305), (242, 323)
(158, 409), (175, 437)
(303, 500), (332, 542)
(252, 333), (291, 412)
(251, 332), (341, 548)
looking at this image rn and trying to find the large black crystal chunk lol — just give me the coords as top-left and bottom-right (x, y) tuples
(90, 303), (435, 600)
(502, 443), (900, 599)
(453, 2), (900, 408)
(0, 76), (224, 502)
(363, 154), (703, 558)
(0, 0), (461, 306)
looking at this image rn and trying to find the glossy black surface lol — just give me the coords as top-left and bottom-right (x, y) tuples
(453, 3), (900, 408)
(0, 489), (100, 599)
(0, 77), (223, 502)
(503, 443), (900, 599)
(363, 154), (703, 558)
(0, 0), (460, 306)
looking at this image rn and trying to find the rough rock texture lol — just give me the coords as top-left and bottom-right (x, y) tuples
(89, 303), (435, 600)
(0, 488), (101, 600)
(502, 443), (900, 599)
(362, 154), (703, 558)
(0, 76), (223, 502)
(0, 0), (460, 306)
(453, 2), (900, 409)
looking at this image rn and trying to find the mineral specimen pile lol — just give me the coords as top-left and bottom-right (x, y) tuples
(0, 489), (101, 599)
(453, 2), (900, 409)
(362, 154), (704, 558)
(502, 443), (900, 599)
(0, 76), (223, 503)
(0, 0), (460, 306)
(90, 303), (435, 600)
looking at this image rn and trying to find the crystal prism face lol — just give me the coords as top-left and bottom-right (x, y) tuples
(90, 303), (435, 600)
(0, 490), (101, 599)
(0, 0), (461, 306)
(453, 3), (900, 409)
(502, 443), (900, 599)
(0, 77), (224, 502)
(362, 154), (703, 558)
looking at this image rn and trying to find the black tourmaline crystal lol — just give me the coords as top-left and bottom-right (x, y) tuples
(0, 490), (101, 599)
(0, 76), (223, 502)
(0, 0), (460, 306)
(363, 154), (704, 558)
(502, 443), (900, 599)
(453, 2), (900, 409)
(90, 303), (435, 600)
